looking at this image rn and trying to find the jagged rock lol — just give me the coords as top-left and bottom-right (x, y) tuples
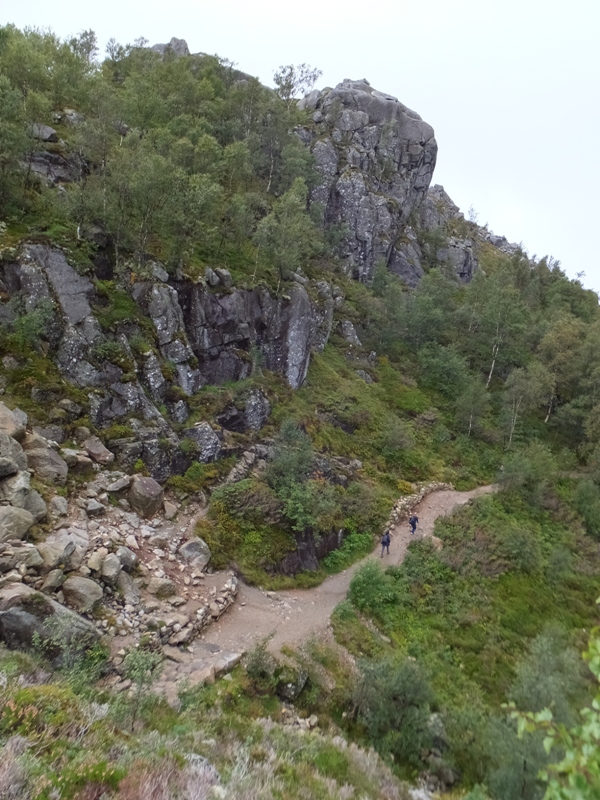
(57, 398), (83, 419)
(147, 576), (176, 598)
(128, 475), (164, 518)
(22, 433), (68, 485)
(223, 450), (257, 485)
(143, 353), (167, 401)
(58, 451), (78, 473)
(37, 538), (75, 572)
(115, 546), (138, 572)
(0, 470), (31, 507)
(31, 123), (58, 142)
(341, 320), (362, 346)
(23, 489), (47, 522)
(355, 369), (373, 383)
(0, 507), (35, 543)
(107, 475), (132, 493)
(85, 499), (106, 517)
(33, 425), (66, 444)
(83, 436), (115, 464)
(178, 538), (211, 568)
(116, 570), (141, 605)
(302, 79), (437, 283)
(0, 543), (43, 574)
(100, 553), (122, 584)
(214, 268), (233, 288)
(87, 551), (104, 572)
(217, 389), (271, 433)
(50, 496), (68, 517)
(163, 500), (177, 520)
(0, 403), (26, 441)
(151, 37), (190, 57)
(0, 433), (27, 470)
(62, 576), (104, 612)
(41, 569), (65, 593)
(0, 583), (100, 653)
(205, 267), (219, 286)
(182, 422), (221, 462)
(25, 245), (94, 325)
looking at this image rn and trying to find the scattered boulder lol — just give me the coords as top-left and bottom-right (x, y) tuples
(83, 436), (115, 465)
(128, 475), (164, 518)
(179, 538), (211, 568)
(0, 470), (32, 507)
(22, 433), (68, 485)
(85, 499), (106, 517)
(50, 496), (68, 516)
(205, 267), (219, 286)
(62, 576), (104, 612)
(214, 268), (233, 288)
(0, 583), (100, 653)
(116, 570), (141, 605)
(31, 123), (58, 142)
(36, 538), (75, 572)
(147, 576), (176, 598)
(23, 489), (48, 522)
(115, 546), (138, 573)
(107, 475), (132, 493)
(0, 507), (35, 543)
(163, 500), (177, 520)
(41, 569), (65, 593)
(100, 553), (122, 584)
(0, 433), (27, 469)
(341, 320), (362, 346)
(0, 403), (26, 441)
(0, 457), (18, 479)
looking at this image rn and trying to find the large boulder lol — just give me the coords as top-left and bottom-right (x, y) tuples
(0, 403), (26, 441)
(0, 583), (99, 653)
(0, 433), (27, 470)
(178, 538), (211, 568)
(62, 576), (104, 612)
(22, 433), (68, 485)
(83, 435), (115, 465)
(0, 507), (35, 543)
(128, 475), (164, 518)
(100, 553), (122, 584)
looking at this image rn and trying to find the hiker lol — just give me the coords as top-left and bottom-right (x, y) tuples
(381, 530), (391, 557)
(409, 514), (419, 535)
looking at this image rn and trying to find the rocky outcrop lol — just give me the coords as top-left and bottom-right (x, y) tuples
(216, 389), (271, 433)
(0, 583), (99, 653)
(300, 79), (437, 283)
(175, 280), (332, 390)
(151, 37), (190, 58)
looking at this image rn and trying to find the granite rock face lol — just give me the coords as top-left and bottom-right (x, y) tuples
(300, 79), (437, 283)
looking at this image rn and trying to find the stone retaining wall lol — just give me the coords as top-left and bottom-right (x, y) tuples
(385, 482), (453, 532)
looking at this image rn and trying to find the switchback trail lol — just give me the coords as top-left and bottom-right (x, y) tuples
(202, 484), (495, 656)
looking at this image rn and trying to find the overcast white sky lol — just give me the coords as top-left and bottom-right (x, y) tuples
(5, 0), (600, 289)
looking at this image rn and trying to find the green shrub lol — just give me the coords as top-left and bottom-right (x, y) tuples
(354, 656), (434, 767)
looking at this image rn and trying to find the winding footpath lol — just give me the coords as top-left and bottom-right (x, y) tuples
(154, 485), (494, 698)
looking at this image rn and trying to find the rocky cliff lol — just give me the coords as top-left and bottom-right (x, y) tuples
(299, 79), (438, 283)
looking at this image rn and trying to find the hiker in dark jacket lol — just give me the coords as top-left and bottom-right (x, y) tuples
(381, 530), (391, 557)
(409, 515), (419, 535)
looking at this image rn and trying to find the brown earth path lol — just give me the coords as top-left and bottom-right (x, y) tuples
(202, 484), (495, 656)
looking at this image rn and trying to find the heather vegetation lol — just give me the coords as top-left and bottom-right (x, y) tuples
(1, 24), (600, 800)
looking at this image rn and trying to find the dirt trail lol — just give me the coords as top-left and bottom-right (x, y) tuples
(201, 484), (495, 656)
